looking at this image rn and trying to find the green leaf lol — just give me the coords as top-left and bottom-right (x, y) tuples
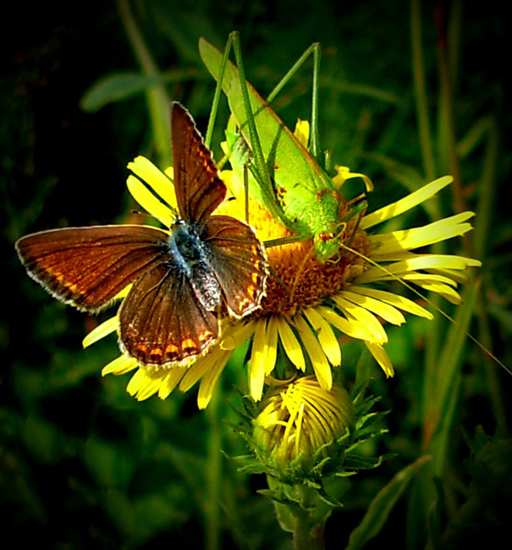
(83, 435), (136, 488)
(346, 455), (432, 550)
(80, 70), (197, 112)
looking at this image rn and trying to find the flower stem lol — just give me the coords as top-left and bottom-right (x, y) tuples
(205, 385), (222, 550)
(292, 510), (325, 550)
(270, 482), (326, 550)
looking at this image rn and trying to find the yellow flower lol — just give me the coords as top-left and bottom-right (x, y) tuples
(85, 129), (480, 408)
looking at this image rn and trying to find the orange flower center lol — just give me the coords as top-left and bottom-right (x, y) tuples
(222, 198), (370, 318)
(262, 228), (368, 318)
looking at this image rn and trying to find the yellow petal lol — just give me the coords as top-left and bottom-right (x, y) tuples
(249, 319), (268, 401)
(158, 368), (187, 400)
(180, 350), (221, 392)
(115, 284), (132, 300)
(402, 274), (462, 304)
(360, 175), (453, 230)
(293, 119), (310, 147)
(101, 354), (138, 376)
(333, 295), (388, 343)
(317, 305), (379, 341)
(340, 290), (406, 326)
(333, 165), (374, 192)
(355, 254), (480, 284)
(128, 156), (177, 209)
(264, 317), (279, 375)
(293, 314), (332, 390)
(365, 342), (394, 377)
(303, 307), (342, 366)
(83, 316), (118, 348)
(276, 316), (306, 372)
(405, 272), (457, 286)
(347, 285), (434, 320)
(197, 352), (232, 409)
(127, 175), (175, 227)
(126, 368), (162, 400)
(431, 268), (469, 285)
(368, 212), (476, 257)
(126, 368), (144, 393)
(401, 254), (478, 272)
(220, 321), (256, 350)
(163, 166), (174, 180)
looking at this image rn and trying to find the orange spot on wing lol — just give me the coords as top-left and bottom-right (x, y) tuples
(166, 343), (179, 354)
(182, 338), (197, 351)
(198, 331), (214, 342)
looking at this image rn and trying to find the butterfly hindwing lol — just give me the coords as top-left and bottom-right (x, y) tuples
(118, 261), (219, 366)
(171, 102), (226, 224)
(16, 225), (170, 312)
(203, 215), (268, 318)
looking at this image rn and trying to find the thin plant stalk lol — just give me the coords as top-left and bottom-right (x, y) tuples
(205, 385), (223, 550)
(292, 510), (324, 550)
(117, 0), (172, 168)
(473, 114), (508, 435)
(410, 0), (437, 184)
(435, 0), (465, 217)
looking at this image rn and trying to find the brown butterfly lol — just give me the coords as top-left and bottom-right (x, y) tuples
(16, 102), (268, 367)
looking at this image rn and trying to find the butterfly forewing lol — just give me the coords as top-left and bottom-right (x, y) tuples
(171, 102), (226, 224)
(119, 262), (219, 366)
(16, 225), (171, 312)
(203, 216), (268, 317)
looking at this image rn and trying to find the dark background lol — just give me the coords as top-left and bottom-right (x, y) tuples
(2, 1), (511, 548)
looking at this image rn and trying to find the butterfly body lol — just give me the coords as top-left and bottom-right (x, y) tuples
(16, 103), (268, 368)
(167, 219), (222, 312)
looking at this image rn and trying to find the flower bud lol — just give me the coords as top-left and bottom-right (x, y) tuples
(253, 375), (354, 472)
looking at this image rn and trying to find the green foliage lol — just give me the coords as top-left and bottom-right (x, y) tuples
(80, 70), (199, 112)
(3, 0), (511, 549)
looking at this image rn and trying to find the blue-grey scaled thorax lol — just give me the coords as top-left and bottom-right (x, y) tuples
(168, 219), (222, 311)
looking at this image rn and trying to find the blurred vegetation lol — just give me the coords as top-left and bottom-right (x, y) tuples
(2, 0), (511, 548)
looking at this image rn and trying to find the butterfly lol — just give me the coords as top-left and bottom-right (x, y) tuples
(16, 102), (268, 367)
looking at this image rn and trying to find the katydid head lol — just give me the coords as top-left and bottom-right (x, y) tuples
(315, 215), (367, 264)
(314, 227), (342, 261)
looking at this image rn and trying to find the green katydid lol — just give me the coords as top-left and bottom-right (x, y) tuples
(199, 32), (368, 262)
